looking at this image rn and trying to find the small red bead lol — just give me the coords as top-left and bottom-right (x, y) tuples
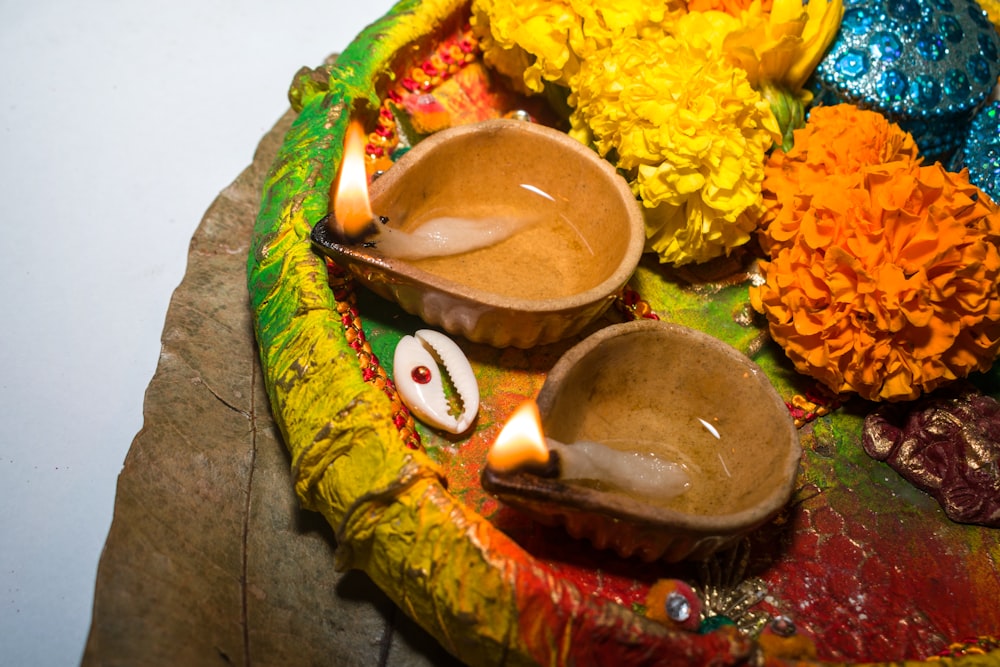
(411, 366), (432, 384)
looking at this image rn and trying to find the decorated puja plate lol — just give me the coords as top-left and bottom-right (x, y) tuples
(247, 0), (1000, 664)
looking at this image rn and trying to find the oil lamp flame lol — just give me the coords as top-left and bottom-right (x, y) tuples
(332, 120), (375, 239)
(486, 400), (551, 473)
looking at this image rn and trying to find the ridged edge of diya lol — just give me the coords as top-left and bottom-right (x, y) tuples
(481, 464), (746, 562)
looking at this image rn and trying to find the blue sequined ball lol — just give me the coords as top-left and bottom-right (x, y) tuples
(950, 100), (1000, 202)
(809, 0), (1000, 162)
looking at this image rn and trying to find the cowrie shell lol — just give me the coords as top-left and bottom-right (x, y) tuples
(393, 329), (479, 434)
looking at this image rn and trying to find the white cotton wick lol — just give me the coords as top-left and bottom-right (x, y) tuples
(373, 215), (536, 260)
(545, 437), (691, 504)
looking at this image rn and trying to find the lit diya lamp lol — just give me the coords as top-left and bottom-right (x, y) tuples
(482, 320), (802, 562)
(311, 117), (645, 348)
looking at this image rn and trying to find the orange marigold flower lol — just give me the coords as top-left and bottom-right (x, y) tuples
(751, 158), (1000, 402)
(759, 104), (920, 254)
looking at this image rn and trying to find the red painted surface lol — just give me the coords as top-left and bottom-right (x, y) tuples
(435, 397), (1000, 662)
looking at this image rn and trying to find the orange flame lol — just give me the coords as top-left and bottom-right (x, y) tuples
(486, 400), (551, 473)
(332, 120), (374, 238)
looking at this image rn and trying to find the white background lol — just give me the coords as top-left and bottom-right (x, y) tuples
(0, 1), (396, 664)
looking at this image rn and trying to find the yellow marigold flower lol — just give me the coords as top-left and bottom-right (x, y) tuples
(470, 0), (681, 93)
(680, 0), (842, 93)
(681, 0), (842, 148)
(569, 0), (678, 50)
(470, 0), (579, 93)
(752, 132), (1000, 401)
(778, 0), (844, 90)
(571, 33), (780, 265)
(674, 8), (742, 54)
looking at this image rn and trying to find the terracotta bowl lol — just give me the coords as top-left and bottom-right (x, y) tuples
(482, 319), (802, 562)
(311, 119), (645, 348)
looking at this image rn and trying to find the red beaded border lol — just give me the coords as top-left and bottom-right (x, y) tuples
(326, 261), (422, 451)
(365, 25), (480, 172)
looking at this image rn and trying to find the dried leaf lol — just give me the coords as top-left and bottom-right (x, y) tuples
(82, 109), (461, 667)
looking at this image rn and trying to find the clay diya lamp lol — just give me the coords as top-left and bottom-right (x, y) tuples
(311, 118), (645, 348)
(482, 319), (802, 562)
